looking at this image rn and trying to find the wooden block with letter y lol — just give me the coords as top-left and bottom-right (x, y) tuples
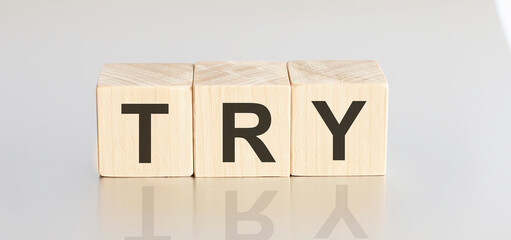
(96, 63), (193, 177)
(288, 60), (388, 176)
(193, 61), (290, 177)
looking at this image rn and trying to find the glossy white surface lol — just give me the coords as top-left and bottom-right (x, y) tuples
(1, 0), (510, 239)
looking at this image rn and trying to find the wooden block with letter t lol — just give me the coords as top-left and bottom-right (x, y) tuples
(96, 63), (193, 177)
(193, 61), (290, 177)
(288, 60), (388, 176)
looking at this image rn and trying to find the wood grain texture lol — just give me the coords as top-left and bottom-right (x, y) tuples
(99, 63), (192, 86)
(288, 60), (388, 176)
(194, 61), (288, 86)
(193, 61), (290, 177)
(97, 63), (193, 177)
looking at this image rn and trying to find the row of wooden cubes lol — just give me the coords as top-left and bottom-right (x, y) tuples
(97, 61), (388, 177)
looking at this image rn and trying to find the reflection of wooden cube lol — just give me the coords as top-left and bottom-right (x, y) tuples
(193, 61), (290, 177)
(194, 178), (291, 239)
(96, 64), (193, 177)
(290, 177), (384, 238)
(288, 60), (388, 176)
(99, 178), (194, 239)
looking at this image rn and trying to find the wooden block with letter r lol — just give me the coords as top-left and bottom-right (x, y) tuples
(96, 63), (193, 177)
(193, 61), (290, 177)
(288, 60), (388, 176)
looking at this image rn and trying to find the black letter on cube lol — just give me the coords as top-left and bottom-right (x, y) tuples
(223, 103), (275, 163)
(312, 101), (365, 161)
(121, 104), (169, 163)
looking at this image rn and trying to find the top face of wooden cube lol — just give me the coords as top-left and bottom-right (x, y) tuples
(97, 63), (193, 87)
(287, 60), (387, 86)
(194, 61), (289, 86)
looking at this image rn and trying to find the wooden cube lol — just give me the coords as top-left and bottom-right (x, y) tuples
(288, 60), (388, 176)
(193, 61), (290, 177)
(97, 63), (193, 177)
